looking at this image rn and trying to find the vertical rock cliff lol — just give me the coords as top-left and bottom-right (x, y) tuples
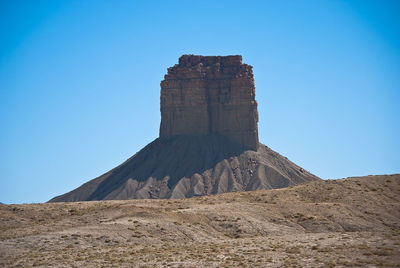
(160, 55), (259, 150)
(49, 55), (320, 202)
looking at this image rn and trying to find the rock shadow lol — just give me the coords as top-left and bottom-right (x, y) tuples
(86, 134), (252, 200)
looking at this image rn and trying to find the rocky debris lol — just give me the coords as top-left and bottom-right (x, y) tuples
(49, 134), (319, 201)
(160, 55), (259, 150)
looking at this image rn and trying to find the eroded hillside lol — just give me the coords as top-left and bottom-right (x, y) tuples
(1, 174), (399, 267)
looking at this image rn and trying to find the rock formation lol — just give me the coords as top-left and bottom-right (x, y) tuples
(160, 55), (258, 150)
(50, 55), (320, 202)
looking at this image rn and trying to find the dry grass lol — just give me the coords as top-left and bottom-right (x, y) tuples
(0, 174), (399, 267)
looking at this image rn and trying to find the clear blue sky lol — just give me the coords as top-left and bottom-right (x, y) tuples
(1, 0), (399, 204)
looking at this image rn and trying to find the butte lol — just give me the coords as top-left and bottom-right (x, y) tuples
(50, 55), (320, 202)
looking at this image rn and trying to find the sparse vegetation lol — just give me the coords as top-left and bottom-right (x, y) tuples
(0, 174), (399, 267)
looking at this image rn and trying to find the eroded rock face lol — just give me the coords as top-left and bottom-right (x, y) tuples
(49, 135), (320, 202)
(160, 55), (259, 150)
(49, 55), (321, 202)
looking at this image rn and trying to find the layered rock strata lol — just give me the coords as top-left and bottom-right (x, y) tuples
(50, 55), (320, 202)
(160, 55), (259, 150)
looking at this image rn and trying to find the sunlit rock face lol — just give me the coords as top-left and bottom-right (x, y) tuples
(160, 55), (259, 150)
(49, 55), (320, 202)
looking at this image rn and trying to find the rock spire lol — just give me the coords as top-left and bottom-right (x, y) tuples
(160, 55), (259, 150)
(49, 55), (320, 202)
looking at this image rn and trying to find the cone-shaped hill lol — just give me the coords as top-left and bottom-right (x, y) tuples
(50, 55), (320, 202)
(50, 134), (319, 201)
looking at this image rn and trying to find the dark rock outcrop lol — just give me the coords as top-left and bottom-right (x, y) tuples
(160, 55), (258, 150)
(50, 55), (320, 202)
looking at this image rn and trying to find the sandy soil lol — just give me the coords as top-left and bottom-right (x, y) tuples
(1, 174), (399, 267)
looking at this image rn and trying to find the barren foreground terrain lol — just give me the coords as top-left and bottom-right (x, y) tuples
(1, 174), (399, 267)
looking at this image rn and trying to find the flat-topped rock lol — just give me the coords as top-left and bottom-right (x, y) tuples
(160, 54), (259, 150)
(49, 55), (320, 202)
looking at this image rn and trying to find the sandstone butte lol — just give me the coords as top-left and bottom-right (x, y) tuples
(50, 55), (320, 202)
(160, 55), (258, 150)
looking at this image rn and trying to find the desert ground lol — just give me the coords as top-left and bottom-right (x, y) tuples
(1, 174), (399, 267)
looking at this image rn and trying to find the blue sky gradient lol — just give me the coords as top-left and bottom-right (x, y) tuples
(1, 0), (399, 204)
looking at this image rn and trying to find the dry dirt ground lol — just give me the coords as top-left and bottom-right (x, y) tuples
(1, 174), (399, 267)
